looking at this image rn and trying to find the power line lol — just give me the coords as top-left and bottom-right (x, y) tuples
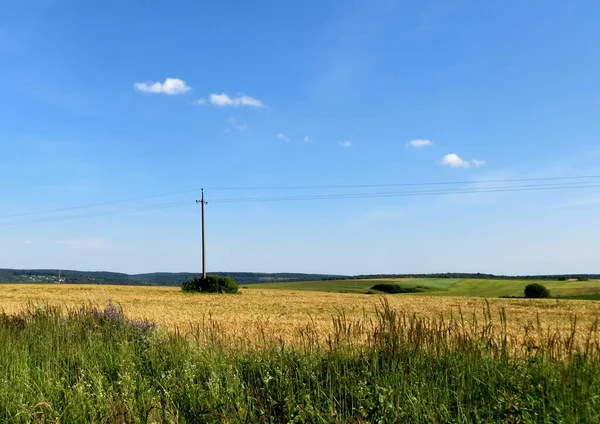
(209, 182), (600, 203)
(205, 174), (600, 191)
(1, 181), (599, 226)
(0, 188), (202, 220)
(0, 201), (193, 227)
(2, 174), (600, 220)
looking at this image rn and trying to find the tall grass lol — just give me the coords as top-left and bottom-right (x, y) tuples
(0, 299), (599, 423)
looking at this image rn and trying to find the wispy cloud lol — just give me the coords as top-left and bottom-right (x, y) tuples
(194, 98), (206, 105)
(408, 139), (433, 148)
(134, 78), (191, 95)
(277, 133), (291, 143)
(227, 117), (248, 132)
(24, 240), (33, 245)
(209, 93), (265, 107)
(277, 134), (310, 143)
(472, 159), (486, 167)
(339, 140), (352, 148)
(440, 153), (470, 168)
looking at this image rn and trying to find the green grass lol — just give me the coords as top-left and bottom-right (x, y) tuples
(558, 294), (600, 301)
(1, 301), (600, 423)
(248, 278), (600, 298)
(249, 278), (462, 293)
(438, 279), (600, 298)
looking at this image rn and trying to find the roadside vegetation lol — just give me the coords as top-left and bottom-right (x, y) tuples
(1, 300), (599, 422)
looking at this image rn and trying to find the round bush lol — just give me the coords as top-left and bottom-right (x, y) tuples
(370, 284), (424, 294)
(524, 283), (550, 299)
(182, 275), (239, 294)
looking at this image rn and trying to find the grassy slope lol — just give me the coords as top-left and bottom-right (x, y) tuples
(247, 278), (462, 293)
(247, 278), (600, 298)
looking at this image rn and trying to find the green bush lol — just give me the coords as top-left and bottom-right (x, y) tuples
(524, 283), (550, 298)
(181, 275), (239, 293)
(371, 283), (424, 294)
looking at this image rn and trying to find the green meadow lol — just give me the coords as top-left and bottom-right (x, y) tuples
(248, 278), (600, 298)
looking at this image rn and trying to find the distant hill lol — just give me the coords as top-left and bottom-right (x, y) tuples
(323, 273), (600, 281)
(0, 269), (597, 286)
(0, 269), (341, 286)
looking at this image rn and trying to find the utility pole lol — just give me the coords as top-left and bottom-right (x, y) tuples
(196, 189), (208, 279)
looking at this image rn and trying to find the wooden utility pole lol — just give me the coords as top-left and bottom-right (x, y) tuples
(196, 189), (208, 279)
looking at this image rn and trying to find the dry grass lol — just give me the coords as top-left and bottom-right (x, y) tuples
(1, 284), (599, 350)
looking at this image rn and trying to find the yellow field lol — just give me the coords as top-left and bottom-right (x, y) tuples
(1, 284), (599, 352)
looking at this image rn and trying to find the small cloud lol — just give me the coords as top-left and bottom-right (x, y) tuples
(303, 136), (310, 143)
(440, 153), (470, 168)
(339, 140), (352, 148)
(408, 139), (433, 148)
(277, 133), (291, 143)
(472, 159), (486, 167)
(195, 98), (206, 105)
(209, 93), (265, 107)
(227, 117), (248, 132)
(134, 78), (191, 95)
(24, 240), (33, 245)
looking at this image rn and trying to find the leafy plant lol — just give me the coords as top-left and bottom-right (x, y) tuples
(182, 275), (239, 293)
(370, 283), (424, 294)
(524, 283), (551, 298)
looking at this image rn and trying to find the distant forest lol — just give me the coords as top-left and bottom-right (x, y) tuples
(0, 269), (340, 286)
(324, 273), (600, 281)
(0, 269), (597, 286)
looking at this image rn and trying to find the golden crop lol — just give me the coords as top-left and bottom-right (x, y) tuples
(1, 284), (599, 351)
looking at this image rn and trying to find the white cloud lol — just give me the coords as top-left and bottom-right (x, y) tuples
(472, 159), (486, 167)
(277, 133), (291, 143)
(228, 117), (248, 132)
(134, 78), (191, 95)
(195, 98), (206, 105)
(339, 140), (352, 148)
(408, 139), (433, 148)
(24, 240), (33, 245)
(440, 153), (470, 168)
(209, 93), (265, 107)
(303, 136), (310, 143)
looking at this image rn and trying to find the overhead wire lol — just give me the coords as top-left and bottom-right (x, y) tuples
(209, 181), (600, 203)
(205, 174), (600, 191)
(0, 188), (202, 219)
(0, 201), (193, 227)
(0, 179), (599, 226)
(2, 174), (600, 220)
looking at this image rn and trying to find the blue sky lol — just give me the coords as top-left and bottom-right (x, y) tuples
(1, 0), (599, 275)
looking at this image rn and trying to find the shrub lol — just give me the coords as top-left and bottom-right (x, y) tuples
(577, 276), (589, 282)
(524, 283), (550, 299)
(181, 275), (239, 294)
(371, 284), (424, 294)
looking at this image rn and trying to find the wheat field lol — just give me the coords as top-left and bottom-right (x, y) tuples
(1, 284), (599, 350)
